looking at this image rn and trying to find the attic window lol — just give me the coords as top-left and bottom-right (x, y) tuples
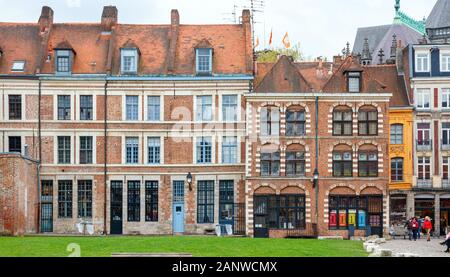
(196, 48), (212, 75)
(55, 50), (72, 74)
(347, 72), (361, 93)
(11, 61), (26, 72)
(121, 49), (138, 74)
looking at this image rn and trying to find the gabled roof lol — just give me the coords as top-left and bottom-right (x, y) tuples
(427, 0), (450, 30)
(255, 55), (313, 93)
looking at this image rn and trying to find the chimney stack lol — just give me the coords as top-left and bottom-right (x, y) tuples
(101, 6), (118, 31)
(167, 10), (180, 74)
(38, 6), (54, 33)
(242, 9), (253, 74)
(171, 9), (180, 26)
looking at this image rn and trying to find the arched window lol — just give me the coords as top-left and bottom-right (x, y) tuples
(286, 144), (306, 177)
(391, 158), (404, 182)
(261, 145), (280, 177)
(333, 106), (352, 136)
(261, 106), (280, 136)
(358, 106), (378, 136)
(358, 144), (378, 177)
(332, 144), (353, 177)
(286, 106), (306, 136)
(390, 124), (404, 145)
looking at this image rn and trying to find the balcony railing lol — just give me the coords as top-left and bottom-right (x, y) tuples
(416, 139), (432, 152)
(442, 140), (450, 151)
(416, 179), (432, 188)
(443, 179), (450, 189)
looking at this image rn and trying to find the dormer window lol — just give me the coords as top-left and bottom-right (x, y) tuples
(196, 48), (212, 75)
(55, 50), (72, 74)
(415, 52), (430, 73)
(121, 49), (138, 74)
(11, 61), (25, 72)
(347, 72), (361, 92)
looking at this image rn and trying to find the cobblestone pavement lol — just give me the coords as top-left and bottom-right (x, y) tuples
(384, 237), (450, 257)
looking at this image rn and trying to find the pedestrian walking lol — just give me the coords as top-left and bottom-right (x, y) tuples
(423, 216), (433, 242)
(405, 218), (413, 241)
(389, 223), (396, 240)
(440, 232), (450, 253)
(417, 216), (424, 240)
(411, 217), (419, 241)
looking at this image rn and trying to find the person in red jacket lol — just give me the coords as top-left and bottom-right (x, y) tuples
(423, 216), (433, 242)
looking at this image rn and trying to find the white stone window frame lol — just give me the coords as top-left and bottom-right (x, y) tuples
(415, 88), (432, 110)
(120, 48), (139, 74)
(440, 50), (450, 72)
(219, 93), (241, 122)
(5, 133), (26, 155)
(144, 135), (164, 165)
(122, 94), (142, 122)
(77, 93), (97, 121)
(441, 88), (450, 109)
(143, 94), (164, 122)
(218, 135), (241, 165)
(5, 92), (26, 121)
(194, 93), (215, 122)
(75, 133), (97, 165)
(54, 134), (75, 165)
(415, 50), (431, 73)
(54, 93), (75, 121)
(122, 134), (143, 165)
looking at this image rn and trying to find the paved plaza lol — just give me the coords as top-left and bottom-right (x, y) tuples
(384, 237), (450, 257)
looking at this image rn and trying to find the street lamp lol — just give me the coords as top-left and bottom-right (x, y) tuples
(312, 169), (319, 188)
(187, 172), (193, 191)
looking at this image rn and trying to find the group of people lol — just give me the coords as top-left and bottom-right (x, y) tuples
(390, 216), (450, 253)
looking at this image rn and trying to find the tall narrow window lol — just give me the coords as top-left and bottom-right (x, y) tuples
(126, 96), (139, 121)
(147, 137), (161, 164)
(196, 48), (212, 74)
(333, 106), (352, 136)
(261, 107), (280, 136)
(418, 157), (431, 180)
(147, 96), (160, 121)
(196, 136), (212, 164)
(79, 136), (93, 164)
(58, 95), (71, 120)
(219, 181), (234, 224)
(390, 124), (404, 145)
(417, 123), (431, 147)
(222, 136), (237, 164)
(80, 95), (93, 120)
(77, 180), (92, 218)
(196, 95), (213, 121)
(286, 149), (306, 177)
(127, 181), (140, 222)
(416, 89), (431, 109)
(261, 149), (280, 177)
(286, 107), (306, 136)
(121, 49), (138, 74)
(333, 146), (352, 177)
(55, 50), (71, 73)
(416, 53), (430, 72)
(391, 158), (404, 182)
(57, 136), (71, 164)
(358, 106), (378, 136)
(441, 53), (450, 72)
(8, 95), (22, 120)
(442, 89), (450, 109)
(125, 137), (139, 164)
(58, 180), (72, 218)
(145, 181), (158, 222)
(442, 122), (450, 146)
(8, 136), (21, 153)
(443, 157), (450, 181)
(222, 95), (238, 121)
(197, 181), (214, 223)
(347, 72), (361, 92)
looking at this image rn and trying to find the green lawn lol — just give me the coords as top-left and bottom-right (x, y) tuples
(0, 236), (367, 257)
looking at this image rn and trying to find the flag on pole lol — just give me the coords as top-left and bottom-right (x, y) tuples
(255, 37), (260, 48)
(268, 29), (273, 46)
(282, 32), (291, 48)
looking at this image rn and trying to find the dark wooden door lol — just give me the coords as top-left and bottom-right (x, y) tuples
(110, 181), (123, 235)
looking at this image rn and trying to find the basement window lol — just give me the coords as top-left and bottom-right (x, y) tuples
(11, 61), (25, 72)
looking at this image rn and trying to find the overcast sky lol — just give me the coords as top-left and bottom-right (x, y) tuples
(0, 0), (438, 60)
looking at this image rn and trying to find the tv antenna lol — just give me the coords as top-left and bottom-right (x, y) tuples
(223, 4), (239, 24)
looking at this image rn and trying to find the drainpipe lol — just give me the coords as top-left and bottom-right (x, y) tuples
(103, 79), (108, 235)
(37, 79), (42, 233)
(314, 95), (319, 235)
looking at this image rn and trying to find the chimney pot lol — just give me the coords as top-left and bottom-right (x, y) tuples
(101, 6), (118, 31)
(171, 9), (180, 25)
(242, 9), (251, 24)
(38, 6), (54, 32)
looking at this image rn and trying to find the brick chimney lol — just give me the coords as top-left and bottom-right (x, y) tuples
(167, 9), (180, 74)
(38, 6), (54, 33)
(101, 6), (118, 31)
(242, 9), (253, 74)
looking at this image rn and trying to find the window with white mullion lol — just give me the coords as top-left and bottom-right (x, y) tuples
(415, 53), (430, 72)
(222, 95), (238, 122)
(121, 49), (138, 74)
(443, 123), (450, 146)
(147, 96), (160, 121)
(196, 48), (212, 74)
(222, 136), (237, 164)
(442, 89), (450, 109)
(126, 96), (139, 121)
(196, 136), (212, 164)
(196, 95), (213, 122)
(79, 136), (93, 164)
(147, 137), (161, 164)
(441, 53), (450, 72)
(57, 136), (71, 164)
(126, 137), (139, 164)
(416, 89), (431, 109)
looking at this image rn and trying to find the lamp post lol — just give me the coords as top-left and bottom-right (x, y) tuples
(187, 172), (193, 191)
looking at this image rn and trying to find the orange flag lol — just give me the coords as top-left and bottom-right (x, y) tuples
(255, 37), (260, 48)
(269, 29), (273, 46)
(282, 32), (291, 48)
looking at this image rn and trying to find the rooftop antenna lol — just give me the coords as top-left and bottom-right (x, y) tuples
(222, 4), (239, 24)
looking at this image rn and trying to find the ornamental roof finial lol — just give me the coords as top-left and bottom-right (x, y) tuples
(395, 0), (400, 13)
